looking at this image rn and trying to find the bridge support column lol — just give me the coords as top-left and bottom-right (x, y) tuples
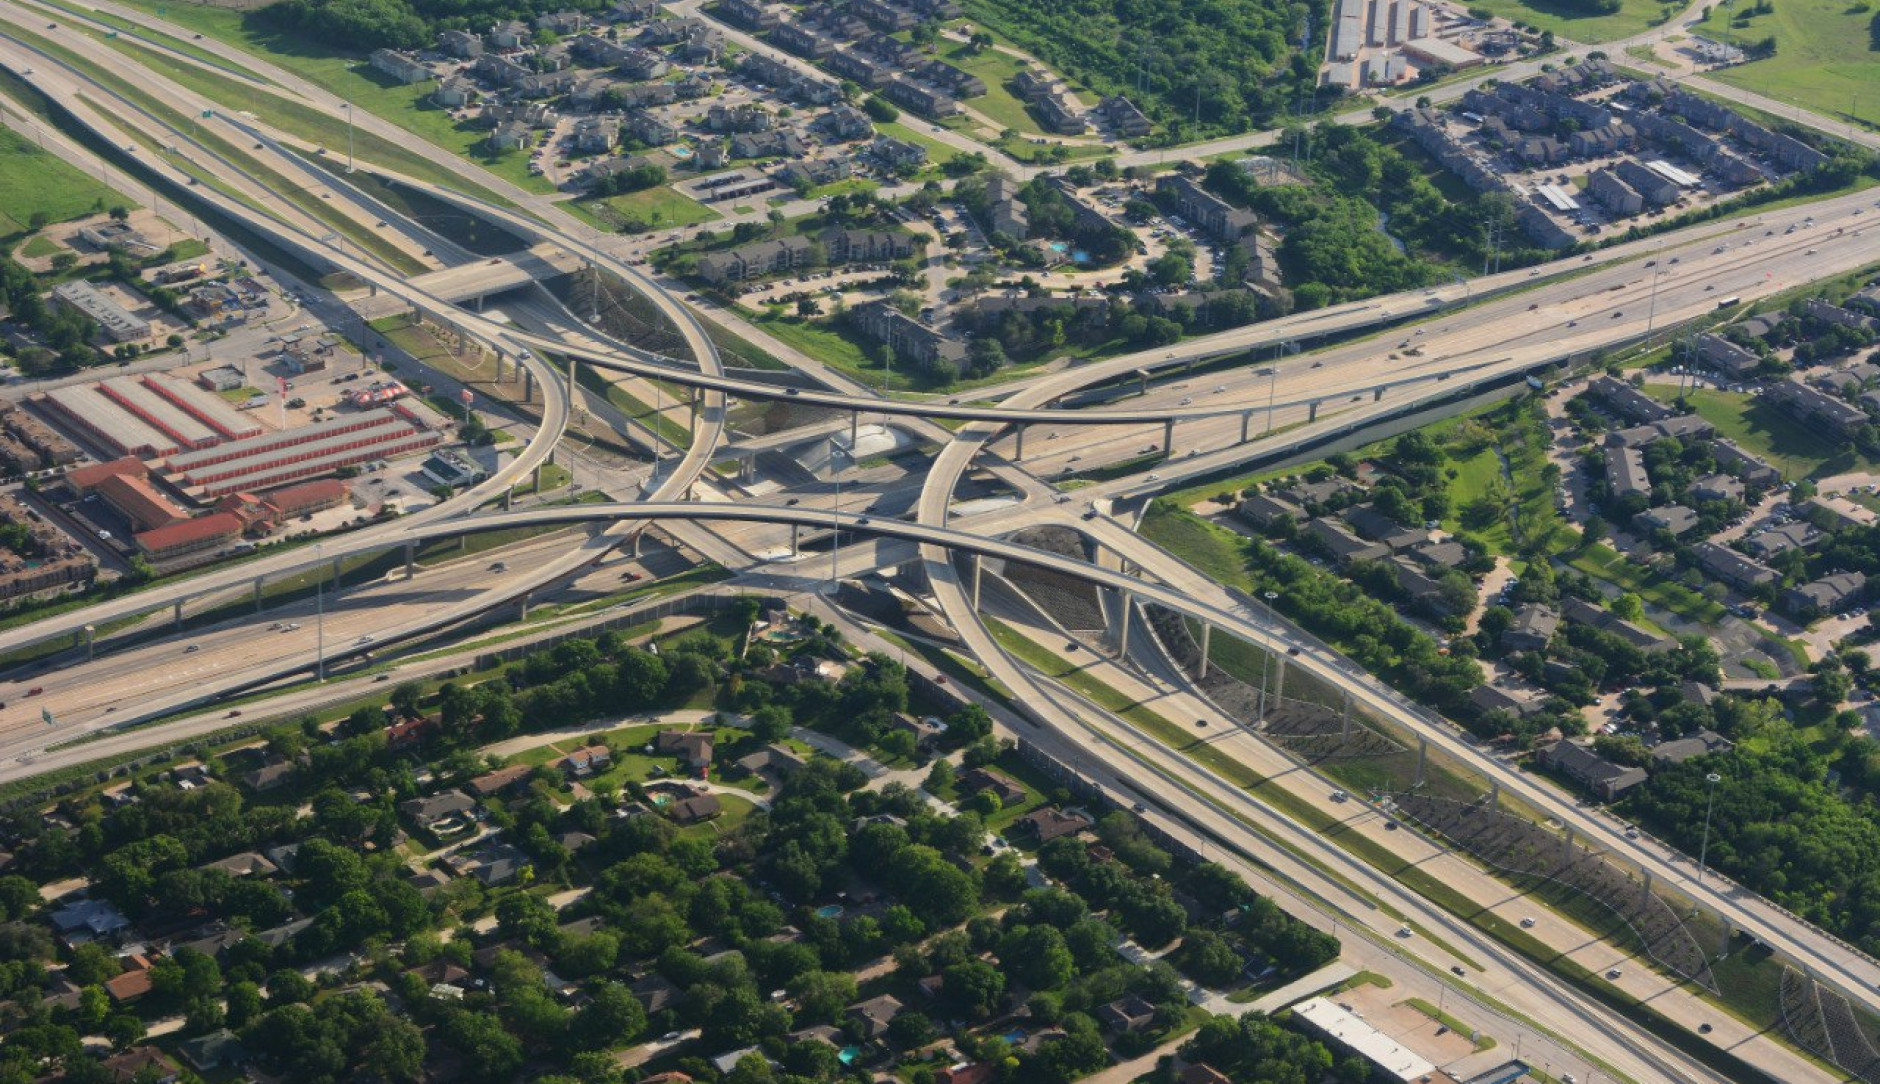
(254, 576), (265, 613)
(1489, 780), (1500, 810)
(1273, 655), (1286, 702)
(1117, 592), (1133, 658)
(83, 624), (95, 662)
(790, 523), (800, 554)
(504, 485), (515, 511)
(1162, 418), (1175, 454)
(1240, 410), (1252, 444)
(1373, 386), (1384, 402)
(404, 541), (416, 580)
(518, 592), (531, 621)
(524, 369), (535, 404)
(741, 455), (755, 483)
(1014, 423), (1026, 462)
(1561, 824), (1576, 863)
(1198, 622), (1212, 679)
(970, 553), (982, 611)
(691, 388), (702, 439)
(850, 410), (859, 451)
(1719, 916), (1733, 956)
(1415, 735), (1428, 787)
(1340, 690), (1353, 745)
(1308, 400), (1320, 422)
(1138, 371), (1148, 397)
(331, 557), (343, 592)
(1642, 867), (1652, 896)
(173, 600), (184, 629)
(533, 462), (545, 496)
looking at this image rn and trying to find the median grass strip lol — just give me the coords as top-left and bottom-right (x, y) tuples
(1401, 996), (1497, 1052)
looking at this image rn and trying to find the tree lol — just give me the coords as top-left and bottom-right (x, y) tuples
(442, 1011), (523, 1083)
(574, 983), (646, 1050)
(944, 960), (1006, 1019)
(1000, 925), (1074, 990)
(924, 758), (956, 792)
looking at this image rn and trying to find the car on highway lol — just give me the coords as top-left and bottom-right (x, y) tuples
(185, 644), (200, 653)
(489, 562), (507, 572)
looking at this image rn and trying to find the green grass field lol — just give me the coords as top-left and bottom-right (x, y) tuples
(876, 119), (964, 166)
(1460, 0), (1682, 42)
(0, 124), (129, 237)
(940, 43), (1052, 136)
(1697, 0), (1880, 130)
(569, 185), (721, 234)
(1644, 384), (1879, 479)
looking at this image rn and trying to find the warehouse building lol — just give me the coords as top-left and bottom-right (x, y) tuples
(40, 384), (180, 459)
(99, 377), (220, 452)
(163, 407), (442, 498)
(143, 374), (263, 440)
(50, 280), (150, 343)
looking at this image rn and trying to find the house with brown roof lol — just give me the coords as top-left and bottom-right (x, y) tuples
(558, 745), (612, 777)
(669, 792), (723, 825)
(655, 730), (714, 771)
(469, 763), (534, 798)
(1017, 807), (1091, 842)
(846, 993), (904, 1039)
(958, 768), (1027, 806)
(104, 956), (154, 1003)
(1096, 993), (1157, 1032)
(101, 1046), (180, 1083)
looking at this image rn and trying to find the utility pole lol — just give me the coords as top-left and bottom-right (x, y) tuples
(343, 103), (354, 173)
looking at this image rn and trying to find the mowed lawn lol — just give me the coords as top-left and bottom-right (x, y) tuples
(1697, 0), (1880, 130)
(1461, 0), (1679, 42)
(572, 185), (721, 233)
(0, 125), (128, 237)
(1644, 384), (1878, 479)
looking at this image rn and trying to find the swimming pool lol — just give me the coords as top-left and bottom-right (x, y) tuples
(1048, 241), (1068, 252)
(815, 904), (845, 919)
(671, 145), (695, 159)
(838, 1046), (863, 1065)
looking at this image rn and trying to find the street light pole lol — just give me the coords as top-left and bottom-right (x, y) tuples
(1697, 771), (1722, 887)
(343, 103), (354, 173)
(314, 543), (326, 680)
(1259, 590), (1279, 721)
(827, 437), (845, 594)
(1644, 265), (1665, 336)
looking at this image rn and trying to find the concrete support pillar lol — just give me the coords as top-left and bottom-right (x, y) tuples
(83, 624), (95, 662)
(524, 368), (535, 404)
(1240, 410), (1252, 444)
(330, 557), (342, 592)
(1117, 592), (1133, 658)
(533, 462), (544, 495)
(741, 455), (755, 483)
(404, 541), (416, 580)
(850, 409), (859, 450)
(1198, 622), (1212, 679)
(1561, 824), (1576, 863)
(1273, 656), (1286, 702)
(173, 600), (184, 629)
(970, 553), (982, 611)
(1489, 780), (1500, 810)
(790, 522), (800, 554)
(567, 358), (578, 406)
(518, 592), (531, 621)
(1719, 916), (1733, 956)
(1308, 400), (1320, 422)
(1014, 423), (1025, 462)
(254, 576), (264, 613)
(630, 531), (643, 559)
(1138, 371), (1148, 397)
(1373, 385), (1385, 402)
(1162, 417), (1175, 454)
(1415, 735), (1428, 787)
(504, 485), (515, 511)
(1642, 867), (1653, 896)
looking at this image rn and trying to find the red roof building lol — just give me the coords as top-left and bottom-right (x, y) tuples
(65, 456), (145, 491)
(94, 472), (187, 532)
(134, 511), (244, 559)
(263, 477), (350, 516)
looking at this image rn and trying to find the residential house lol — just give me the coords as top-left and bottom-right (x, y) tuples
(1017, 807), (1092, 842)
(1605, 445), (1650, 499)
(468, 763), (534, 798)
(573, 116), (620, 153)
(1502, 604), (1560, 652)
(1691, 473), (1746, 504)
(1763, 379), (1868, 436)
(434, 77), (477, 108)
(959, 767), (1028, 805)
(437, 28), (483, 57)
(369, 48), (433, 85)
(1693, 332), (1759, 378)
(729, 129), (807, 159)
(1710, 438), (1781, 486)
(1693, 540), (1780, 590)
(1652, 728), (1734, 766)
(883, 77), (960, 118)
(1155, 175), (1258, 241)
(817, 104), (874, 142)
(822, 227), (916, 262)
(720, 0), (781, 28)
(1304, 517), (1391, 565)
(1235, 493), (1304, 529)
(1587, 168), (1643, 216)
(847, 994), (904, 1039)
(626, 111), (679, 147)
(1614, 157), (1679, 205)
(696, 235), (815, 283)
(655, 730), (715, 770)
(559, 744), (613, 777)
(1741, 520), (1817, 559)
(101, 1047), (180, 1084)
(618, 47), (670, 80)
(487, 19), (530, 49)
(870, 134), (928, 169)
(1538, 739), (1647, 800)
(399, 789), (478, 834)
(1099, 95), (1153, 137)
(1782, 572), (1867, 618)
(445, 841), (530, 885)
(848, 300), (967, 368)
(1636, 504), (1700, 536)
(1096, 993), (1157, 1033)
(668, 792), (723, 824)
(1587, 375), (1673, 423)
(1469, 682), (1547, 718)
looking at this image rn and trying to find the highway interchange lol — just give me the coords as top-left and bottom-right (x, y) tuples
(3, 5), (1880, 1081)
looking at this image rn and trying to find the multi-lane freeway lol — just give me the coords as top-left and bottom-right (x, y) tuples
(6, 7), (1880, 1082)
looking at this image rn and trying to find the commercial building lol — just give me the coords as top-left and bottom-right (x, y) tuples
(164, 407), (441, 498)
(1290, 997), (1436, 1082)
(0, 490), (95, 600)
(133, 512), (245, 561)
(50, 280), (149, 343)
(41, 384), (179, 459)
(99, 377), (220, 452)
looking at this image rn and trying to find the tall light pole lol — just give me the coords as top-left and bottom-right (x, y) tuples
(1259, 590), (1279, 721)
(314, 543), (326, 680)
(1644, 264), (1666, 336)
(1697, 770), (1723, 887)
(826, 437), (847, 594)
(343, 103), (355, 174)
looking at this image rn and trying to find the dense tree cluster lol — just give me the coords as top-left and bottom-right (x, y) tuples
(958, 0), (1319, 140)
